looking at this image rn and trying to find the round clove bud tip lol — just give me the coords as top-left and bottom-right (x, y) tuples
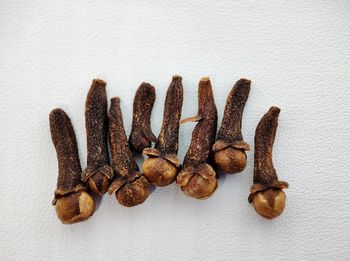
(252, 189), (286, 219)
(177, 163), (217, 199)
(214, 147), (247, 174)
(142, 157), (178, 186)
(116, 177), (151, 207)
(87, 174), (111, 195)
(55, 191), (96, 224)
(82, 166), (114, 195)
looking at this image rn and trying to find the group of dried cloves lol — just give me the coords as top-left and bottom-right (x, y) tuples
(49, 76), (288, 224)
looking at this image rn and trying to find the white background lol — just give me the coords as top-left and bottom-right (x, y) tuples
(1, 1), (350, 260)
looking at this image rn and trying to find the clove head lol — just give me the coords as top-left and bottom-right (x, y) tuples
(111, 175), (151, 207)
(251, 189), (286, 219)
(55, 191), (96, 224)
(142, 157), (178, 186)
(214, 147), (247, 174)
(177, 163), (217, 199)
(86, 172), (111, 195)
(83, 165), (114, 195)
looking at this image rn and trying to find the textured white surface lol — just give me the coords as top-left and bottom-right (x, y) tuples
(1, 1), (350, 260)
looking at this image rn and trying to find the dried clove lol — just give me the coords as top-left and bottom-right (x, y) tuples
(176, 77), (218, 199)
(248, 106), (289, 219)
(143, 75), (183, 186)
(213, 78), (251, 174)
(49, 109), (95, 224)
(129, 83), (157, 153)
(82, 79), (114, 195)
(108, 97), (151, 207)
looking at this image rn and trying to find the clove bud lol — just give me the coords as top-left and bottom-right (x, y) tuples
(143, 75), (183, 186)
(49, 109), (95, 224)
(82, 79), (114, 195)
(248, 106), (289, 219)
(213, 79), (251, 174)
(129, 83), (157, 153)
(176, 77), (218, 199)
(108, 97), (151, 207)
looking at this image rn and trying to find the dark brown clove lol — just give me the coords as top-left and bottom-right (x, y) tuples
(248, 106), (289, 219)
(143, 75), (183, 186)
(213, 78), (251, 174)
(82, 79), (114, 195)
(108, 97), (151, 207)
(129, 83), (157, 153)
(49, 109), (95, 224)
(176, 77), (218, 199)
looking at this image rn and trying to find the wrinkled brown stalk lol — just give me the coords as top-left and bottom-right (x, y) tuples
(108, 97), (151, 207)
(213, 78), (251, 174)
(129, 83), (157, 153)
(248, 106), (289, 219)
(176, 77), (218, 199)
(82, 79), (114, 195)
(49, 109), (95, 224)
(143, 75), (183, 186)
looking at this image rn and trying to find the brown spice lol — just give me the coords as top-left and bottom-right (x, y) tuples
(129, 83), (157, 153)
(82, 79), (114, 195)
(248, 106), (289, 219)
(108, 97), (151, 207)
(49, 109), (95, 224)
(213, 78), (251, 174)
(143, 75), (183, 186)
(176, 77), (218, 199)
